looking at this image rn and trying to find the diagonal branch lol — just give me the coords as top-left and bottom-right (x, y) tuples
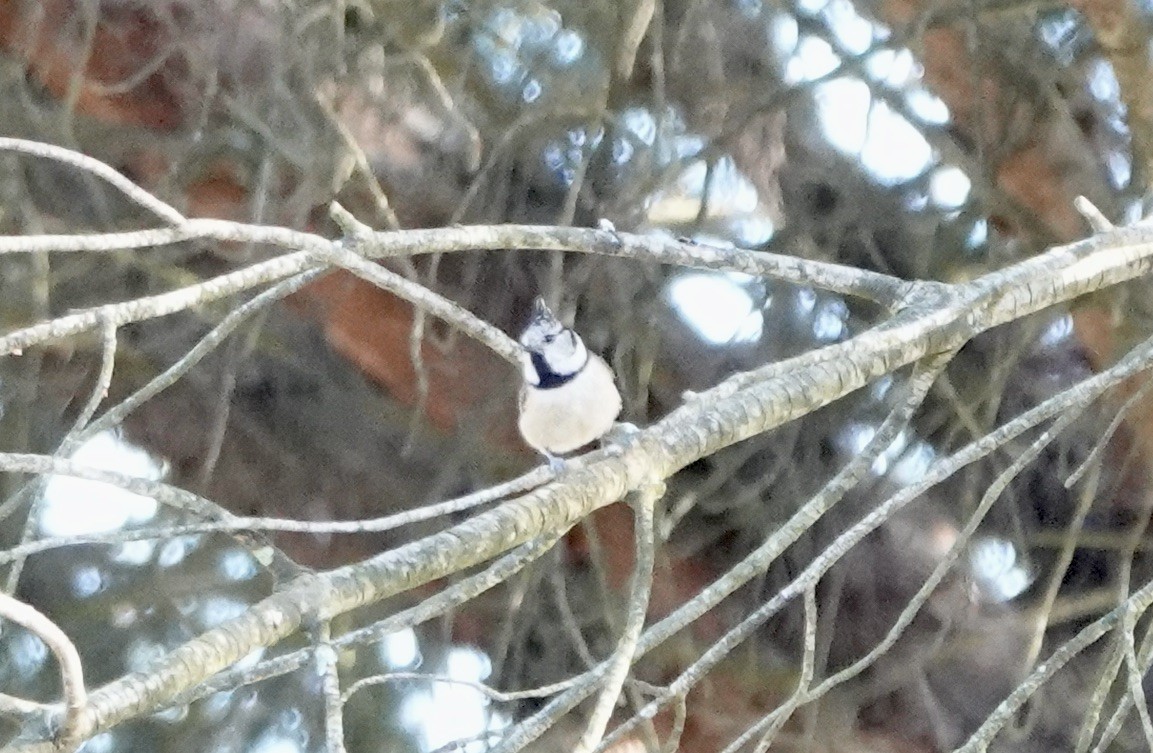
(7, 140), (1153, 748)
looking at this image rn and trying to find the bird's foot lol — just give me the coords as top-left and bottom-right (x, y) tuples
(545, 453), (567, 474)
(602, 422), (641, 457)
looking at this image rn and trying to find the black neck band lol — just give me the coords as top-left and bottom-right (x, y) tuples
(531, 351), (579, 389)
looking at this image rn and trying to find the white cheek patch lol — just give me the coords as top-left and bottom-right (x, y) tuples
(546, 338), (588, 376)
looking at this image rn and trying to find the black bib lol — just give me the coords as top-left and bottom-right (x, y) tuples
(531, 351), (579, 389)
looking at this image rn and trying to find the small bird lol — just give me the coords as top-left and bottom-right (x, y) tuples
(518, 298), (622, 464)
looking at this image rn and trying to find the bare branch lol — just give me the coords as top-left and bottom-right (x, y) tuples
(504, 331), (1153, 753)
(750, 586), (818, 753)
(0, 457), (555, 564)
(1121, 613), (1153, 750)
(0, 138), (184, 225)
(9, 139), (1153, 751)
(318, 238), (523, 366)
(1075, 196), (1115, 234)
(575, 483), (662, 753)
(0, 592), (87, 745)
(342, 671), (585, 706)
(956, 584), (1153, 753)
(170, 532), (564, 710)
(316, 624), (346, 753)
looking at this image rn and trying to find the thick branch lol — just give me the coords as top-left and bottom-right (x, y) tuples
(5, 141), (1153, 746)
(9, 211), (1153, 747)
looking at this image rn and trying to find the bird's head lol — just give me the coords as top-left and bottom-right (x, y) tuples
(519, 298), (588, 384)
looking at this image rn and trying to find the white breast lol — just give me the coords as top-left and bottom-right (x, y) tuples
(518, 355), (622, 454)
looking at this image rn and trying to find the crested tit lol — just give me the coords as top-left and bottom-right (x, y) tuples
(517, 298), (622, 461)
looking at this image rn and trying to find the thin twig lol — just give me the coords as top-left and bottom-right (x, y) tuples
(514, 352), (952, 753)
(1088, 614), (1153, 752)
(1021, 461), (1102, 673)
(316, 623), (347, 753)
(0, 456), (555, 564)
(724, 406), (1088, 753)
(1121, 612), (1153, 749)
(507, 333), (1153, 753)
(0, 138), (184, 225)
(65, 316), (117, 439)
(0, 592), (87, 744)
(662, 693), (687, 753)
(1074, 639), (1124, 753)
(341, 670), (586, 706)
(10, 137), (1153, 751)
(168, 532), (566, 710)
(1, 315), (118, 589)
(1075, 196), (1115, 233)
(955, 584), (1153, 753)
(575, 483), (662, 753)
(750, 586), (818, 753)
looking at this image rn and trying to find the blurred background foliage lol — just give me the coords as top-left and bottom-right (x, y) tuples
(0, 0), (1152, 751)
